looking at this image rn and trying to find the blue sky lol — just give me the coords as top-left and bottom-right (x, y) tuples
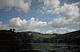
(0, 0), (80, 34)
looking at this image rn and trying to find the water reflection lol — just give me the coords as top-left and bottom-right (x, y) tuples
(26, 43), (80, 52)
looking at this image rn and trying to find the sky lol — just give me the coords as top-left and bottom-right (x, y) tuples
(0, 0), (80, 34)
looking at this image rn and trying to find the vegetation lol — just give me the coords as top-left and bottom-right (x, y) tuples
(0, 29), (80, 52)
(26, 31), (56, 39)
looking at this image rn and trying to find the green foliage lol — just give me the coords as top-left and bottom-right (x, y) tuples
(27, 31), (57, 40)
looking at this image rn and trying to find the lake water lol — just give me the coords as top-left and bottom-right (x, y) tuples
(20, 43), (80, 52)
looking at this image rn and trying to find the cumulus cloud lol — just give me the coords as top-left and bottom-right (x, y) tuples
(45, 30), (53, 34)
(9, 17), (47, 31)
(53, 27), (77, 34)
(46, 27), (77, 34)
(0, 22), (3, 28)
(0, 20), (78, 34)
(38, 0), (80, 28)
(0, 21), (9, 30)
(49, 3), (80, 27)
(0, 17), (47, 32)
(39, 0), (60, 14)
(33, 28), (40, 32)
(39, 0), (60, 8)
(0, 0), (31, 12)
(54, 3), (79, 17)
(38, 0), (80, 14)
(49, 17), (72, 27)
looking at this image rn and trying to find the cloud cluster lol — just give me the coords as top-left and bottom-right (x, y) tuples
(8, 17), (46, 31)
(0, 21), (9, 30)
(0, 19), (78, 34)
(39, 0), (60, 14)
(33, 28), (40, 32)
(0, 0), (79, 34)
(0, 18), (78, 34)
(0, 0), (31, 12)
(38, 0), (80, 34)
(49, 3), (80, 27)
(0, 17), (47, 32)
(39, 0), (60, 8)
(46, 27), (77, 34)
(45, 30), (53, 34)
(39, 0), (80, 28)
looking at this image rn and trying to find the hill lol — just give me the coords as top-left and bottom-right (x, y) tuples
(53, 30), (80, 44)
(26, 31), (56, 39)
(0, 29), (80, 52)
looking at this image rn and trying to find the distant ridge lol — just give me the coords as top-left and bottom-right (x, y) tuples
(0, 29), (80, 52)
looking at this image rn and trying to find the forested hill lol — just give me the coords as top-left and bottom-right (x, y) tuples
(0, 29), (80, 52)
(53, 30), (80, 44)
(0, 29), (80, 43)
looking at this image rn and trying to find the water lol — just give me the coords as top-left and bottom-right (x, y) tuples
(20, 43), (80, 52)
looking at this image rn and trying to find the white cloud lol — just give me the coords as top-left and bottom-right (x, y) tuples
(39, 0), (60, 14)
(38, 0), (79, 15)
(54, 3), (79, 17)
(0, 21), (9, 30)
(9, 17), (47, 31)
(9, 17), (26, 27)
(49, 17), (72, 27)
(0, 0), (31, 12)
(0, 21), (78, 34)
(45, 30), (53, 34)
(38, 0), (80, 28)
(39, 0), (60, 8)
(53, 27), (77, 34)
(49, 3), (80, 27)
(33, 28), (40, 32)
(45, 27), (77, 34)
(0, 17), (47, 32)
(0, 22), (2, 25)
(0, 22), (3, 29)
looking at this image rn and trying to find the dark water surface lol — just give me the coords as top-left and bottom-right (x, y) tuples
(19, 43), (80, 52)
